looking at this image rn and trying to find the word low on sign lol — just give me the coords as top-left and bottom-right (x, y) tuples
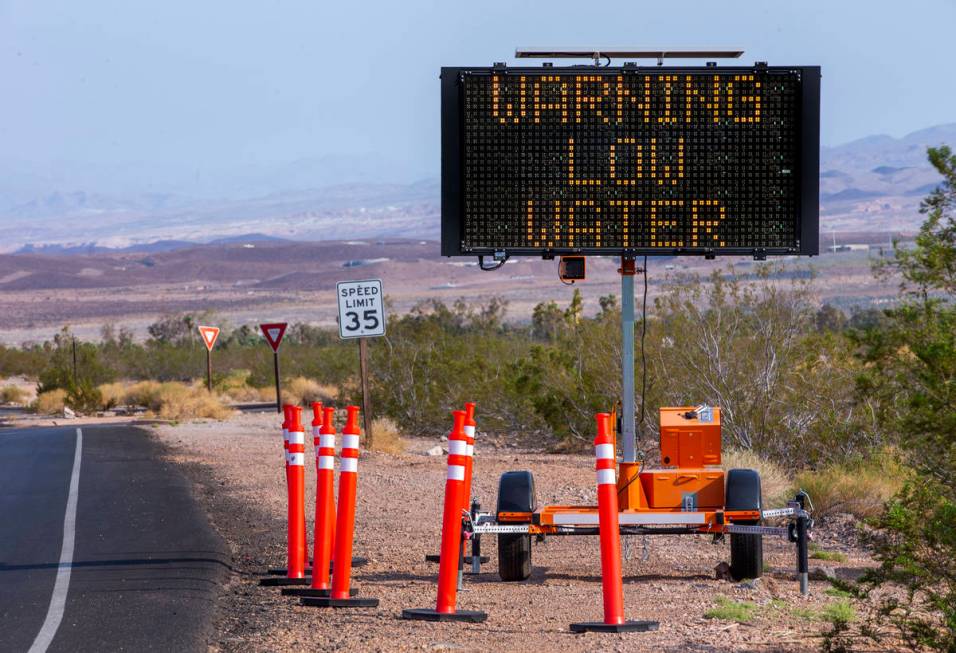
(440, 66), (820, 257)
(337, 279), (386, 339)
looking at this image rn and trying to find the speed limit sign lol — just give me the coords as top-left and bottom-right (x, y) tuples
(336, 279), (386, 339)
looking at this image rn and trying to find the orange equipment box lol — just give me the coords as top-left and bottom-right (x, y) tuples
(659, 407), (722, 467)
(638, 469), (725, 510)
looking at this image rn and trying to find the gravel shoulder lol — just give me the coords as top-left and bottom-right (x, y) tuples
(152, 413), (878, 652)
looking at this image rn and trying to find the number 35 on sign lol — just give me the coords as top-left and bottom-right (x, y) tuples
(337, 279), (386, 339)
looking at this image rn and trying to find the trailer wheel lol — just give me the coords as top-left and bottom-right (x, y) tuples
(730, 523), (763, 581)
(498, 533), (532, 581)
(496, 471), (536, 582)
(725, 468), (763, 581)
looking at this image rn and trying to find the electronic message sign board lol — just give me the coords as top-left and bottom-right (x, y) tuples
(441, 66), (820, 257)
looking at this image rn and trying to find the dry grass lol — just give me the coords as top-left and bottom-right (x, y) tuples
(722, 448), (793, 508)
(221, 384), (274, 403)
(121, 380), (232, 421)
(153, 383), (233, 421)
(367, 416), (406, 454)
(0, 384), (28, 405)
(34, 389), (67, 414)
(97, 382), (128, 409)
(794, 451), (907, 519)
(282, 377), (338, 407)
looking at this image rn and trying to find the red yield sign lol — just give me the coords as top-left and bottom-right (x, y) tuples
(260, 323), (288, 352)
(198, 325), (220, 351)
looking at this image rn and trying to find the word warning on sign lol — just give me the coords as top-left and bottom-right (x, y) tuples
(337, 279), (386, 339)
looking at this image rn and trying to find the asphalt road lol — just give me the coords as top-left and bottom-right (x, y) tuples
(0, 425), (229, 652)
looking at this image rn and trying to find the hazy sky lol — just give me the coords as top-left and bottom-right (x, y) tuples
(1, 0), (955, 196)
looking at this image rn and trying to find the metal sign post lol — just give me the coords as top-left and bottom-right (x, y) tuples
(337, 279), (386, 448)
(619, 258), (637, 463)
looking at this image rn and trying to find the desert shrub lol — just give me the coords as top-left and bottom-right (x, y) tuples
(793, 451), (907, 519)
(123, 380), (164, 408)
(34, 389), (67, 414)
(650, 267), (880, 466)
(97, 382), (127, 409)
(65, 378), (103, 414)
(0, 384), (28, 404)
(283, 377), (338, 407)
(369, 298), (540, 436)
(222, 384), (274, 403)
(152, 383), (232, 421)
(367, 416), (406, 454)
(36, 328), (115, 394)
(722, 448), (793, 508)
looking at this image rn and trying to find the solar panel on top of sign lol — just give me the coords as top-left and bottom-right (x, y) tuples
(445, 67), (819, 257)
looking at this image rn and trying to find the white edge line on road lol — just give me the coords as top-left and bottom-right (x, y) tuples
(28, 427), (83, 653)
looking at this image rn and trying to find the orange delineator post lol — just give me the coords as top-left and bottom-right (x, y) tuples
(570, 413), (658, 634)
(311, 406), (336, 589)
(462, 402), (476, 516)
(286, 407), (308, 579)
(300, 406), (378, 608)
(262, 405), (312, 584)
(402, 411), (487, 623)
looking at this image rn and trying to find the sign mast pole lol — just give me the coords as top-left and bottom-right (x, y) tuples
(620, 257), (637, 464)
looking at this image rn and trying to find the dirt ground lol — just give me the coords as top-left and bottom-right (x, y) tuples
(152, 413), (877, 652)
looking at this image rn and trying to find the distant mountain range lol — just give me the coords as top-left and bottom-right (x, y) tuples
(1, 123), (953, 252)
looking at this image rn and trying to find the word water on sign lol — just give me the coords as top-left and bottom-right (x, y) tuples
(337, 279), (386, 339)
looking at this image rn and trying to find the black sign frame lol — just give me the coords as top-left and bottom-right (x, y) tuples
(440, 65), (820, 258)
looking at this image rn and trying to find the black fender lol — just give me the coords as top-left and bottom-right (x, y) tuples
(725, 468), (762, 514)
(497, 470), (536, 517)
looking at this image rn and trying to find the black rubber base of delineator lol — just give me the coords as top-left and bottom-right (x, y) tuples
(424, 555), (490, 564)
(280, 586), (359, 598)
(402, 608), (488, 623)
(569, 620), (659, 633)
(300, 595), (379, 608)
(267, 557), (367, 576)
(259, 576), (310, 587)
(267, 567), (312, 576)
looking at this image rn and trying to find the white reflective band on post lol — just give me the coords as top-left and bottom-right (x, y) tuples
(318, 456), (335, 470)
(447, 439), (467, 456)
(312, 426), (321, 437)
(596, 468), (616, 485)
(319, 435), (336, 449)
(288, 453), (305, 466)
(342, 434), (360, 451)
(288, 431), (305, 445)
(282, 430), (289, 443)
(341, 457), (358, 473)
(594, 443), (615, 460)
(466, 444), (474, 456)
(463, 425), (475, 437)
(447, 465), (465, 481)
(284, 452), (291, 464)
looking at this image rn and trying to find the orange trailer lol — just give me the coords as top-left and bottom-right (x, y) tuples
(467, 405), (813, 593)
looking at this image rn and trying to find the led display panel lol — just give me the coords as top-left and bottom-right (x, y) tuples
(441, 66), (820, 257)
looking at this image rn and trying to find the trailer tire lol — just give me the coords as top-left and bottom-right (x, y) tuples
(498, 533), (532, 581)
(730, 524), (763, 581)
(497, 471), (536, 582)
(726, 469), (763, 581)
